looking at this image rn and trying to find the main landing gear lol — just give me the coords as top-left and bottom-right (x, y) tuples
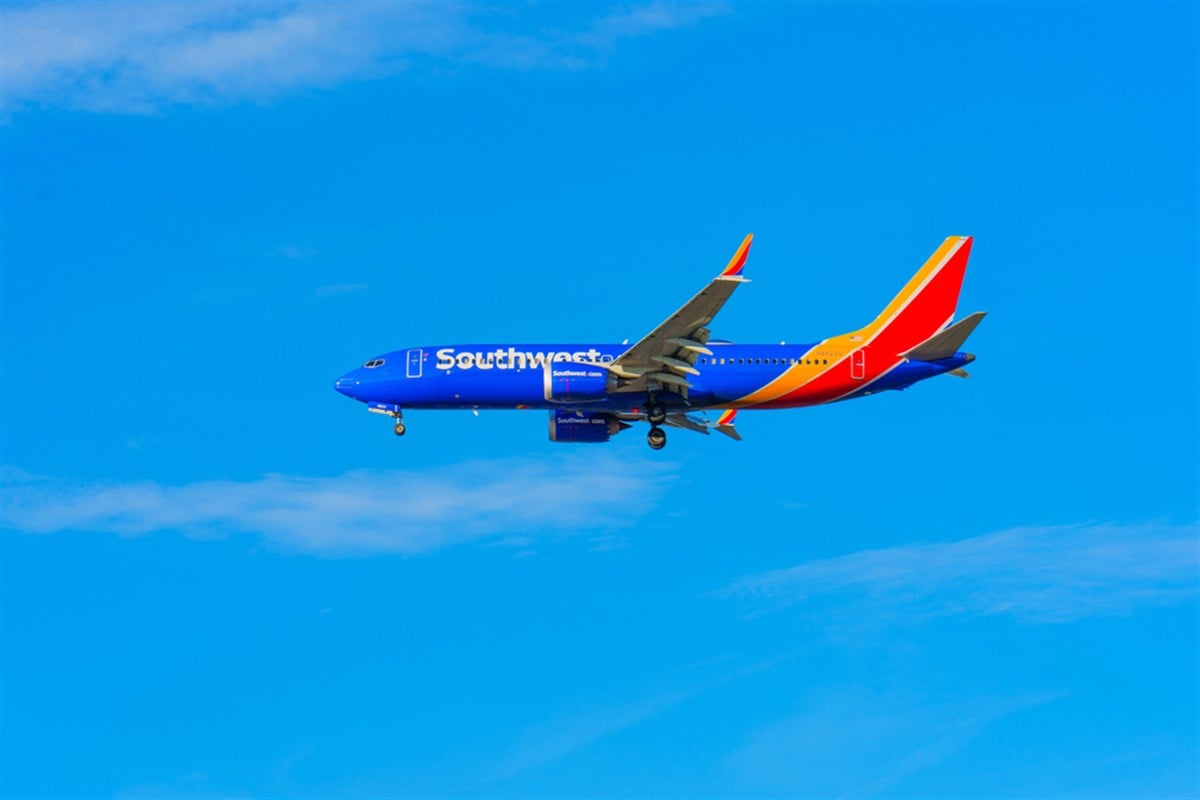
(645, 397), (668, 450)
(393, 420), (406, 436)
(647, 426), (667, 450)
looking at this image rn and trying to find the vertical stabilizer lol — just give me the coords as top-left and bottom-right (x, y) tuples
(859, 236), (974, 352)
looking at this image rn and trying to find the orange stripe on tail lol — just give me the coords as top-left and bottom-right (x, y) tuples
(734, 236), (974, 409)
(720, 234), (754, 277)
(863, 236), (973, 351)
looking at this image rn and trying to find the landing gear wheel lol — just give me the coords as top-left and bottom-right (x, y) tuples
(647, 426), (667, 450)
(646, 402), (667, 426)
(393, 421), (407, 436)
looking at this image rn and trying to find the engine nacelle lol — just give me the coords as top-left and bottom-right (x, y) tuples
(543, 363), (610, 403)
(548, 410), (625, 443)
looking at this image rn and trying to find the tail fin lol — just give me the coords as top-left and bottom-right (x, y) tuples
(859, 236), (974, 352)
(902, 311), (987, 361)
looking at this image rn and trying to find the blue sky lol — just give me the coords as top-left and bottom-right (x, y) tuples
(1, 1), (1197, 797)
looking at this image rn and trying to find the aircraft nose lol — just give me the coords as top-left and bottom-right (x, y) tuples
(335, 373), (359, 398)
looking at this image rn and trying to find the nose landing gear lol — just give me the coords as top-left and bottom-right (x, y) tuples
(367, 403), (406, 437)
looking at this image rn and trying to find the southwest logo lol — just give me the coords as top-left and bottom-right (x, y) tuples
(435, 348), (614, 371)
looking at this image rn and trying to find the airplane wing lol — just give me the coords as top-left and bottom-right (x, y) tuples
(607, 234), (753, 396)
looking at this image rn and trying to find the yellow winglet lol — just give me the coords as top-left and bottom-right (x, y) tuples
(719, 234), (754, 277)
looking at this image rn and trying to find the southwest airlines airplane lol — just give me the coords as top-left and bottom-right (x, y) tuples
(335, 236), (984, 449)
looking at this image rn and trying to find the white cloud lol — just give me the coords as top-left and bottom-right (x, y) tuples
(727, 688), (1063, 796)
(492, 652), (788, 781)
(1, 456), (675, 556)
(725, 521), (1199, 623)
(580, 1), (728, 47)
(0, 1), (728, 113)
(275, 244), (316, 260)
(313, 282), (366, 296)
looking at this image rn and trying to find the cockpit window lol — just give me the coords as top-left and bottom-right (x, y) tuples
(362, 359), (386, 369)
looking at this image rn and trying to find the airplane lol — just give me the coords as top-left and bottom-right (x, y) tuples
(334, 235), (985, 449)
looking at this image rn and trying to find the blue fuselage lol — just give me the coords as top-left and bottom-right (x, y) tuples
(334, 342), (972, 414)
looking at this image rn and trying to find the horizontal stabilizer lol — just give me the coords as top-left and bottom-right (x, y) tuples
(902, 311), (987, 361)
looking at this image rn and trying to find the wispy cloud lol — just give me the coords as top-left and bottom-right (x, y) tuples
(313, 282), (367, 296)
(727, 688), (1063, 796)
(275, 244), (316, 260)
(492, 653), (789, 782)
(0, 1), (727, 114)
(1, 456), (675, 556)
(725, 521), (1199, 623)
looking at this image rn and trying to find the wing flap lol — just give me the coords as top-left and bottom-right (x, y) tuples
(610, 235), (753, 395)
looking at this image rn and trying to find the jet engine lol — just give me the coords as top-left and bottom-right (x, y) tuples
(548, 409), (629, 443)
(543, 364), (611, 403)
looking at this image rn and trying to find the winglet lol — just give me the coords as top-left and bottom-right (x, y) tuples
(712, 409), (742, 441)
(719, 234), (754, 277)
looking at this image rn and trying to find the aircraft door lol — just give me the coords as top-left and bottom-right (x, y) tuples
(406, 349), (423, 379)
(850, 349), (866, 380)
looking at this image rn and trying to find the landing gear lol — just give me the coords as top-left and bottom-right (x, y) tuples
(645, 401), (667, 426)
(369, 404), (406, 437)
(647, 426), (667, 450)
